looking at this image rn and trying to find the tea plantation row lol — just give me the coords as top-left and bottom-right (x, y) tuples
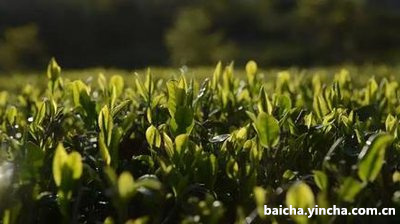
(0, 60), (399, 223)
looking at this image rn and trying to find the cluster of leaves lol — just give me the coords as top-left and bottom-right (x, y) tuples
(0, 59), (400, 224)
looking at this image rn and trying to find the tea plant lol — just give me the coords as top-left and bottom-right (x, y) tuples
(0, 59), (399, 223)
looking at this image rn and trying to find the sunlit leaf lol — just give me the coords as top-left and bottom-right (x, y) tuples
(253, 186), (266, 217)
(246, 60), (257, 86)
(338, 177), (364, 202)
(52, 144), (68, 187)
(47, 57), (61, 81)
(109, 75), (124, 97)
(99, 133), (111, 166)
(313, 170), (328, 191)
(175, 134), (189, 154)
(146, 125), (161, 148)
(358, 133), (393, 182)
(67, 152), (82, 180)
(118, 171), (135, 200)
(254, 112), (280, 148)
(286, 182), (314, 224)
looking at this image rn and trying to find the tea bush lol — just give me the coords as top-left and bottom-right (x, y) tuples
(0, 59), (399, 223)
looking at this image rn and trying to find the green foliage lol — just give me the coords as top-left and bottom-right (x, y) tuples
(0, 59), (400, 223)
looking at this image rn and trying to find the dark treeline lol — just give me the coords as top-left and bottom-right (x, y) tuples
(1, 0), (400, 70)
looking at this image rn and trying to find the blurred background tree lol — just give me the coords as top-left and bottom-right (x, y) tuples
(0, 0), (400, 70)
(0, 24), (46, 71)
(166, 7), (237, 65)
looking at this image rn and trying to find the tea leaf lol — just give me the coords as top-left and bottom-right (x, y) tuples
(47, 58), (61, 81)
(286, 182), (314, 224)
(6, 106), (17, 124)
(338, 177), (364, 202)
(393, 171), (400, 183)
(175, 134), (189, 154)
(52, 144), (82, 187)
(68, 152), (83, 180)
(146, 125), (161, 148)
(253, 186), (266, 217)
(358, 133), (393, 182)
(246, 60), (257, 86)
(99, 133), (111, 166)
(286, 182), (314, 209)
(53, 144), (68, 187)
(313, 170), (328, 191)
(109, 75), (124, 97)
(254, 112), (280, 148)
(118, 171), (135, 200)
